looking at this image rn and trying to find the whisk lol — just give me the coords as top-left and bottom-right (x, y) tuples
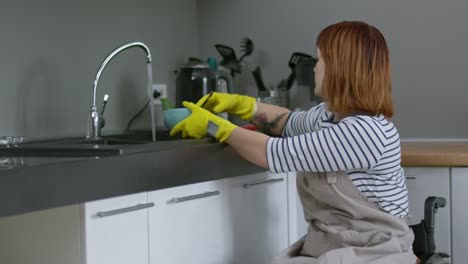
(238, 37), (254, 63)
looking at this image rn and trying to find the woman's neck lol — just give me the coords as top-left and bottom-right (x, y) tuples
(333, 111), (374, 121)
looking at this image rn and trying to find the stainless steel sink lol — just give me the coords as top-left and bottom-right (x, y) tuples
(102, 130), (179, 143)
(62, 130), (179, 145)
(65, 138), (149, 145)
(0, 130), (182, 158)
(0, 146), (122, 158)
(22, 130), (178, 145)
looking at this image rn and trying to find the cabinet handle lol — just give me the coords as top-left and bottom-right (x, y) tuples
(242, 178), (284, 189)
(405, 176), (417, 180)
(167, 191), (220, 204)
(96, 203), (155, 218)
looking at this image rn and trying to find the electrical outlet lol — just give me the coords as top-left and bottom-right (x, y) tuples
(151, 84), (167, 104)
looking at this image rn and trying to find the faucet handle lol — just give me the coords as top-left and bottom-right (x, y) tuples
(87, 94), (108, 138)
(100, 94), (110, 116)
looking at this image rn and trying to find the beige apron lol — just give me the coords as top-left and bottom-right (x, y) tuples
(272, 171), (417, 264)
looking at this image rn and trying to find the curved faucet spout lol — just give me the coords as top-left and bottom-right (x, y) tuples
(88, 41), (153, 139)
(92, 42), (152, 107)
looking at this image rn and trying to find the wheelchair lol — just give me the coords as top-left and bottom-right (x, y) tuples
(410, 196), (451, 264)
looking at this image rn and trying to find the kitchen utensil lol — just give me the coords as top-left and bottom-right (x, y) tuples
(175, 58), (233, 107)
(296, 57), (321, 107)
(241, 124), (257, 131)
(175, 58), (233, 109)
(163, 108), (191, 130)
(206, 57), (218, 70)
(277, 78), (287, 89)
(175, 59), (217, 107)
(238, 37), (254, 63)
(200, 92), (214, 108)
(270, 89), (289, 108)
(285, 52), (313, 90)
(251, 66), (268, 96)
(215, 44), (242, 76)
(296, 57), (317, 88)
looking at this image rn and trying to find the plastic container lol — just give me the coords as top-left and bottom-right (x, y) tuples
(163, 108), (191, 130)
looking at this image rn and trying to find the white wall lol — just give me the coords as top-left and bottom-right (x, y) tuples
(198, 0), (468, 138)
(0, 0), (199, 138)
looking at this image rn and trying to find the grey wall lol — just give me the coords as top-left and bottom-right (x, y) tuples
(0, 0), (199, 138)
(0, 1), (466, 263)
(198, 0), (468, 138)
(0, 1), (198, 264)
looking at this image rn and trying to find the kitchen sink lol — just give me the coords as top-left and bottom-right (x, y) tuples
(64, 138), (149, 145)
(0, 146), (122, 158)
(52, 130), (179, 145)
(103, 130), (179, 143)
(0, 130), (183, 158)
(19, 130), (178, 145)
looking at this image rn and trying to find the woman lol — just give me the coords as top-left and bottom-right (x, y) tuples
(171, 21), (417, 263)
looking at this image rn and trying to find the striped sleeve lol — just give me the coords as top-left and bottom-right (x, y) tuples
(282, 103), (327, 137)
(267, 118), (385, 173)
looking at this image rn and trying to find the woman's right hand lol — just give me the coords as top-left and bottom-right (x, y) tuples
(196, 92), (256, 121)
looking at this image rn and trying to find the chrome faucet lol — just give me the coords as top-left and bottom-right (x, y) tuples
(87, 41), (153, 139)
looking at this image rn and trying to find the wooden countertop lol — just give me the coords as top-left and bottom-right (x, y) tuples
(401, 142), (468, 167)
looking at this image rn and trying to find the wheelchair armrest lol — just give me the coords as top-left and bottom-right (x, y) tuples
(424, 196), (446, 230)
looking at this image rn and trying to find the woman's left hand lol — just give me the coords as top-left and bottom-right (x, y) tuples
(170, 101), (237, 142)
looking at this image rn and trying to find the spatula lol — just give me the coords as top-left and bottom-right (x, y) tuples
(238, 37), (254, 63)
(285, 52), (313, 90)
(252, 66), (268, 92)
(215, 44), (242, 75)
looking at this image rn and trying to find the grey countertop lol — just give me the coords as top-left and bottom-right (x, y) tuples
(0, 137), (265, 218)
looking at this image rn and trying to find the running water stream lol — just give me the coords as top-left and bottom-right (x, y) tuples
(147, 63), (156, 142)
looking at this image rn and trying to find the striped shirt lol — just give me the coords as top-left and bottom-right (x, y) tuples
(266, 103), (409, 218)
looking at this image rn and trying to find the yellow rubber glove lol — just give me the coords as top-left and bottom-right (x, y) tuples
(170, 101), (237, 142)
(196, 92), (256, 121)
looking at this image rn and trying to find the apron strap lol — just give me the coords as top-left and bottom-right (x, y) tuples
(326, 172), (339, 184)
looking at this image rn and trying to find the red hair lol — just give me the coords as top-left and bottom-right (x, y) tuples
(316, 21), (393, 117)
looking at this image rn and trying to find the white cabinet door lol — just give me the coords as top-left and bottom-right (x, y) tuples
(148, 181), (226, 264)
(451, 168), (468, 264)
(81, 192), (152, 264)
(404, 167), (451, 257)
(222, 172), (288, 264)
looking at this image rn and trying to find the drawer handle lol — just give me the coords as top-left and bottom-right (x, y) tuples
(168, 191), (220, 204)
(405, 176), (417, 180)
(242, 178), (284, 189)
(96, 202), (155, 218)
